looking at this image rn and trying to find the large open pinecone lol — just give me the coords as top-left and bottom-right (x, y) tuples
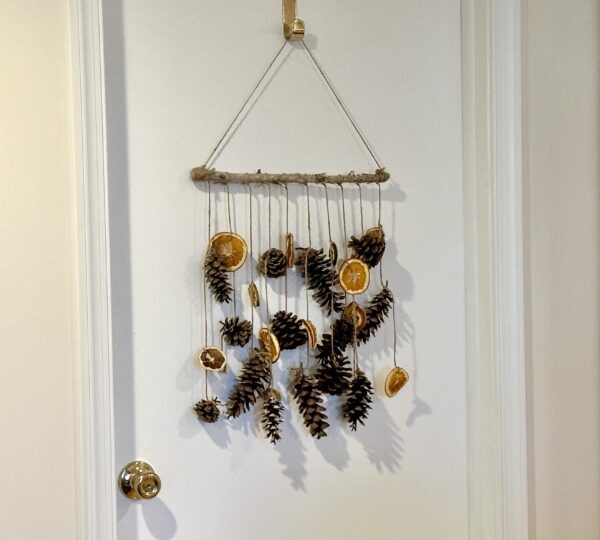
(291, 366), (329, 439)
(357, 286), (394, 343)
(258, 248), (287, 278)
(193, 398), (221, 423)
(315, 319), (353, 395)
(226, 349), (271, 418)
(220, 316), (253, 347)
(261, 389), (284, 444)
(204, 247), (233, 303)
(295, 248), (344, 314)
(348, 226), (386, 268)
(343, 369), (374, 430)
(271, 311), (307, 350)
(316, 353), (352, 395)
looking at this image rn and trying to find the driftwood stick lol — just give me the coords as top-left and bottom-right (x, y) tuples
(190, 167), (390, 185)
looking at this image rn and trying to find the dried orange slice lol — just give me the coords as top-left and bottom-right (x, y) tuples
(258, 328), (281, 363)
(248, 282), (260, 308)
(329, 241), (338, 266)
(384, 367), (409, 397)
(197, 347), (227, 372)
(285, 233), (295, 268)
(209, 232), (247, 271)
(342, 301), (367, 331)
(300, 319), (318, 349)
(339, 258), (370, 294)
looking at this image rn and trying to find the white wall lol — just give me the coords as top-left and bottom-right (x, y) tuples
(524, 1), (600, 539)
(0, 1), (80, 538)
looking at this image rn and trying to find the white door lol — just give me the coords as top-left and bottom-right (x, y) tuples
(102, 1), (473, 538)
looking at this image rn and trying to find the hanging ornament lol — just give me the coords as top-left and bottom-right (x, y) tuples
(300, 318), (318, 349)
(295, 247), (344, 314)
(258, 327), (281, 363)
(271, 310), (307, 350)
(348, 226), (386, 268)
(248, 281), (260, 308)
(261, 388), (284, 444)
(196, 346), (227, 372)
(343, 369), (374, 430)
(209, 231), (248, 271)
(291, 366), (329, 439)
(204, 245), (233, 303)
(384, 366), (410, 397)
(356, 285), (394, 343)
(339, 258), (370, 295)
(342, 301), (367, 332)
(193, 398), (221, 423)
(328, 241), (338, 267)
(285, 233), (295, 268)
(220, 316), (253, 347)
(258, 248), (287, 278)
(226, 349), (271, 418)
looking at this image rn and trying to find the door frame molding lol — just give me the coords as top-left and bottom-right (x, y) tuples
(73, 0), (527, 538)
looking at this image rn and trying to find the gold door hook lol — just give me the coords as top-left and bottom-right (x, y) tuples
(282, 0), (305, 41)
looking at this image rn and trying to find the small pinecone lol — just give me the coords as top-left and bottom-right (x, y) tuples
(316, 353), (352, 395)
(204, 247), (232, 303)
(226, 349), (271, 418)
(258, 248), (287, 278)
(291, 366), (329, 439)
(348, 226), (386, 268)
(343, 370), (374, 430)
(271, 311), (307, 350)
(357, 286), (394, 343)
(193, 398), (221, 423)
(220, 316), (252, 347)
(261, 389), (284, 444)
(295, 248), (344, 314)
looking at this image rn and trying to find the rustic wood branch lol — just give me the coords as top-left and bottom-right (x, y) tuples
(190, 167), (390, 185)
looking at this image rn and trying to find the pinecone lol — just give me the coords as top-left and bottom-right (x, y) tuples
(193, 398), (221, 423)
(220, 316), (252, 347)
(226, 349), (271, 418)
(261, 389), (284, 444)
(271, 311), (307, 350)
(291, 366), (329, 439)
(258, 248), (287, 278)
(343, 369), (374, 430)
(295, 248), (344, 314)
(348, 226), (386, 268)
(316, 353), (352, 395)
(204, 247), (232, 303)
(357, 286), (394, 343)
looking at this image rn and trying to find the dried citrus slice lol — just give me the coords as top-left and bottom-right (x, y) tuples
(384, 367), (409, 397)
(342, 301), (367, 331)
(339, 258), (370, 294)
(300, 319), (318, 349)
(248, 282), (260, 308)
(285, 233), (295, 268)
(197, 347), (227, 372)
(258, 328), (281, 363)
(209, 232), (247, 271)
(329, 241), (338, 266)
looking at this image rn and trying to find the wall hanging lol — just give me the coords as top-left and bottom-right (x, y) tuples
(192, 0), (409, 443)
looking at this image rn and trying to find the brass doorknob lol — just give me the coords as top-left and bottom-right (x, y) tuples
(119, 461), (161, 500)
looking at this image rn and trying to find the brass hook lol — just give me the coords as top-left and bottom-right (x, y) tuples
(282, 0), (305, 41)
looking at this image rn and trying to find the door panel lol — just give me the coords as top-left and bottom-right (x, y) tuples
(105, 1), (467, 538)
